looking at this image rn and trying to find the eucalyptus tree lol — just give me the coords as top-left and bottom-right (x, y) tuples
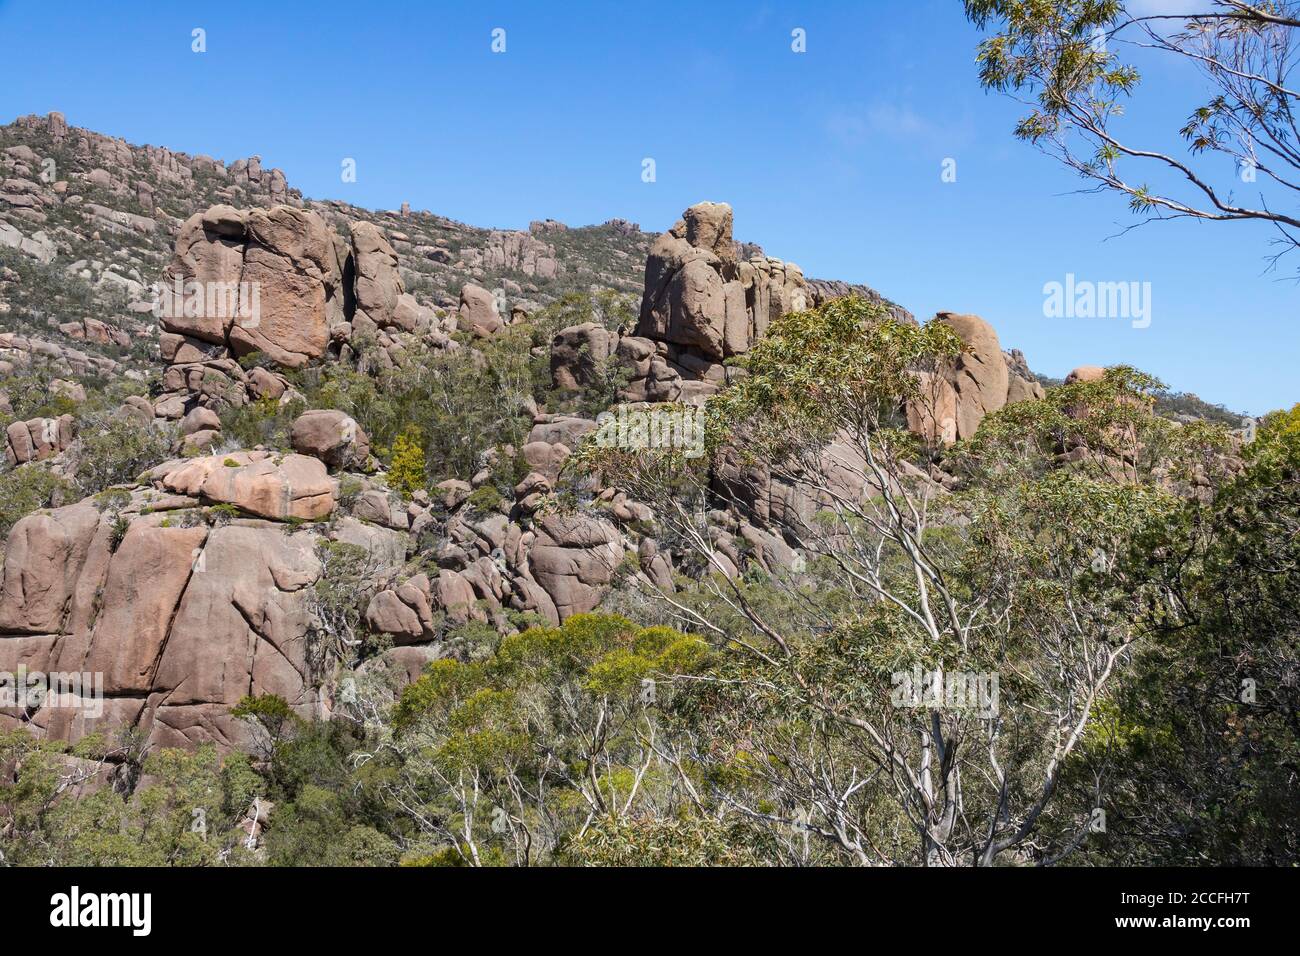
(965, 0), (1300, 267)
(578, 295), (1232, 865)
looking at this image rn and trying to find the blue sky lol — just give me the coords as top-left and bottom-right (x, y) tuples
(0, 0), (1294, 414)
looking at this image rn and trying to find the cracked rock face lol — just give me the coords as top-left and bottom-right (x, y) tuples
(528, 513), (623, 620)
(154, 204), (444, 420)
(0, 483), (328, 751)
(350, 221), (402, 330)
(937, 312), (1010, 441)
(906, 316), (1050, 446)
(460, 230), (562, 279)
(549, 201), (815, 409)
(163, 204), (346, 368)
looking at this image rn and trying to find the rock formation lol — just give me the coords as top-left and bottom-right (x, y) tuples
(0, 403), (635, 751)
(461, 230), (563, 279)
(0, 460), (331, 750)
(457, 282), (504, 337)
(905, 317), (1047, 446)
(625, 201), (810, 404)
(1065, 365), (1107, 385)
(290, 410), (371, 471)
(154, 203), (451, 419)
(547, 201), (814, 407)
(5, 414), (74, 467)
(548, 202), (1045, 447)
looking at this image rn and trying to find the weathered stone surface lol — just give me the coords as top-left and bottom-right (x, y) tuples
(76, 520), (209, 694)
(628, 202), (808, 401)
(0, 220), (56, 263)
(435, 478), (472, 511)
(0, 503), (101, 635)
(356, 644), (441, 688)
(461, 230), (561, 278)
(353, 489), (408, 530)
(233, 206), (341, 365)
(154, 451), (337, 520)
(4, 415), (74, 466)
(1003, 349), (1045, 406)
(528, 415), (597, 449)
(181, 428), (221, 453)
(161, 209), (248, 344)
(291, 410), (370, 470)
(528, 514), (623, 620)
(364, 589), (424, 643)
(522, 441), (570, 483)
(0, 494), (326, 750)
(458, 283), (503, 336)
(905, 371), (960, 447)
(1066, 365), (1107, 385)
(682, 201), (735, 261)
(433, 568), (483, 624)
(938, 313), (1010, 441)
(247, 366), (289, 401)
(664, 257), (727, 359)
(180, 406), (221, 437)
(161, 204), (345, 386)
(331, 516), (408, 570)
(137, 523), (323, 749)
(351, 222), (402, 330)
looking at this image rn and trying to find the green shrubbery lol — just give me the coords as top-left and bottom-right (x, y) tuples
(74, 410), (172, 495)
(0, 732), (256, 866)
(219, 395), (302, 451)
(0, 368), (169, 536)
(385, 426), (425, 499)
(0, 464), (72, 538)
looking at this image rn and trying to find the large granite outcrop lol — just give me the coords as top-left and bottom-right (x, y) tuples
(154, 203), (450, 420)
(0, 458), (335, 750)
(0, 192), (1064, 762)
(547, 202), (813, 407)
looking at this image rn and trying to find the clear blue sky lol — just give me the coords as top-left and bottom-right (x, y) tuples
(0, 0), (1294, 415)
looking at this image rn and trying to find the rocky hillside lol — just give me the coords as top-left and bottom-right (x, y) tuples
(0, 112), (906, 395)
(0, 111), (1248, 762)
(3, 110), (1290, 873)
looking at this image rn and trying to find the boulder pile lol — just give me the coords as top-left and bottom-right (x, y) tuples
(5, 414), (74, 467)
(550, 202), (1046, 444)
(552, 202), (812, 406)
